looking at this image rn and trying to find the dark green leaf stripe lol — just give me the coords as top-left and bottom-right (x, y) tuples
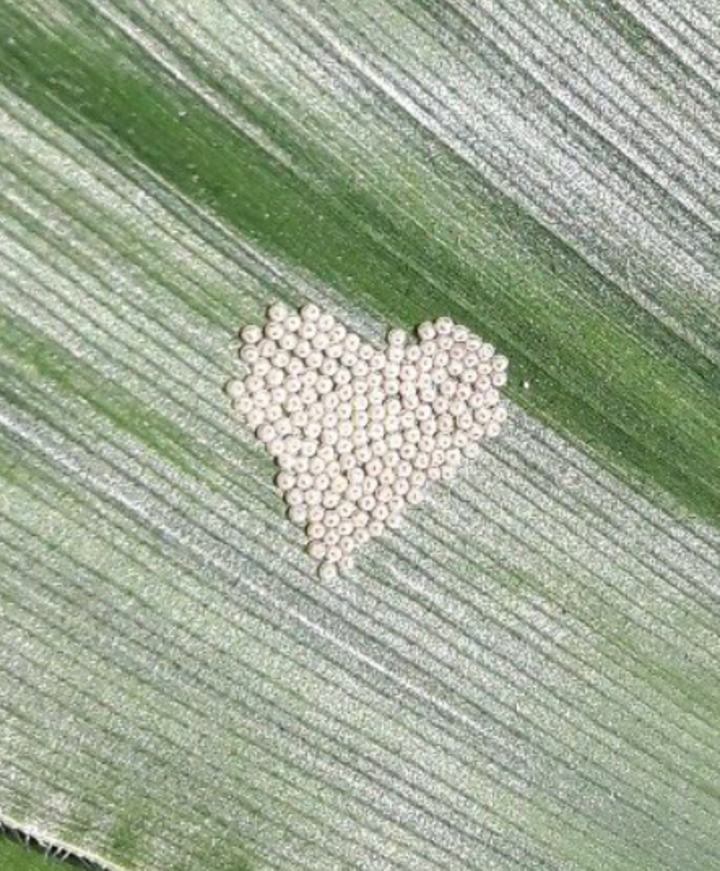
(1, 0), (719, 520)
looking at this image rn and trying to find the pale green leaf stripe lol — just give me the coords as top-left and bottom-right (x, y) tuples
(0, 1), (719, 870)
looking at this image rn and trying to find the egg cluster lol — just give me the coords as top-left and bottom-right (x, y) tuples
(227, 303), (509, 578)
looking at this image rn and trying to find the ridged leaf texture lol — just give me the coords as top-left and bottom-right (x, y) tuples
(1, 1), (719, 869)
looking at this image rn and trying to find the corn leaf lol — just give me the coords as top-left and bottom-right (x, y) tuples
(1, 1), (719, 869)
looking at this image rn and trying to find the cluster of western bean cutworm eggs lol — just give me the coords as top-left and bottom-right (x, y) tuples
(227, 303), (509, 578)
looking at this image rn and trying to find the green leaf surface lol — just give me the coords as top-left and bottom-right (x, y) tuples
(0, 838), (74, 871)
(0, 827), (103, 871)
(1, 1), (719, 869)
